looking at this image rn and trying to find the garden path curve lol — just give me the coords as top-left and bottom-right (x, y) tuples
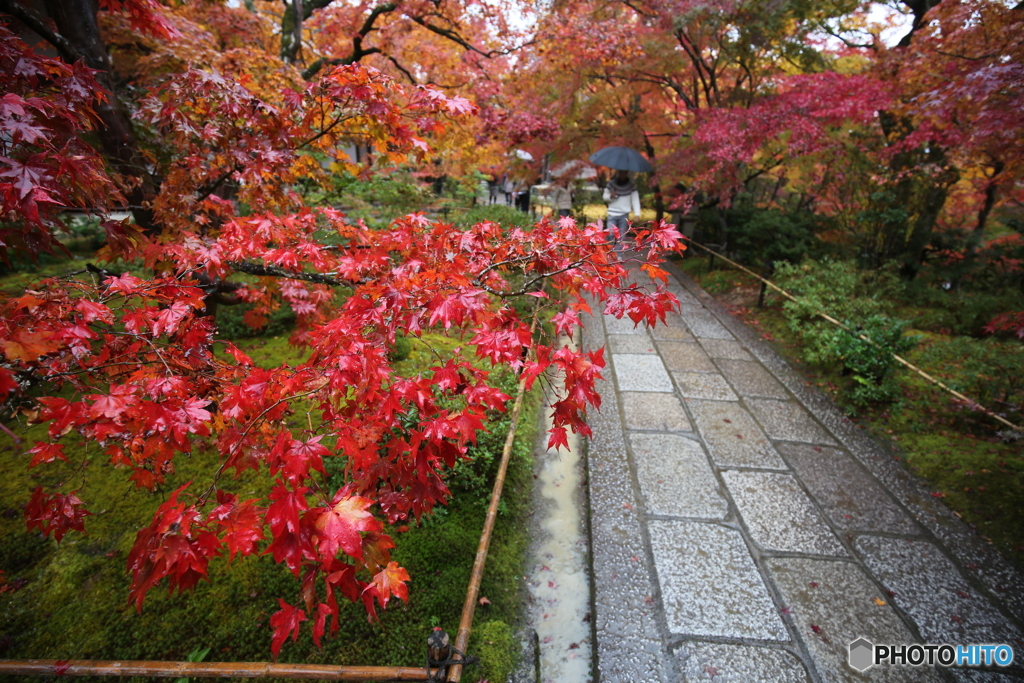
(580, 258), (1024, 682)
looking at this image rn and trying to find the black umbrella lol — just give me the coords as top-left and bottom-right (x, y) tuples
(589, 146), (654, 173)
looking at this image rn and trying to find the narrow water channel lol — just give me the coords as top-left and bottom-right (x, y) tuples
(523, 334), (593, 683)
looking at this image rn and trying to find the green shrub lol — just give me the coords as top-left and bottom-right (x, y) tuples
(775, 259), (901, 326)
(774, 259), (916, 405)
(727, 207), (818, 269)
(811, 315), (919, 406)
(454, 205), (535, 231)
(300, 169), (433, 229)
(214, 302), (297, 339)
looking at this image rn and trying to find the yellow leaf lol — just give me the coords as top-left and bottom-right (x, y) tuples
(873, 598), (887, 606)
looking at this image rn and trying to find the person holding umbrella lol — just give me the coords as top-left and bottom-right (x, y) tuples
(590, 146), (652, 247)
(602, 170), (642, 245)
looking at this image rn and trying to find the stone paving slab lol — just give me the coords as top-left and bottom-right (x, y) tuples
(620, 392), (691, 432)
(680, 311), (735, 339)
(657, 340), (718, 372)
(611, 353), (673, 392)
(630, 432), (728, 519)
(607, 333), (656, 354)
(650, 325), (694, 341)
(661, 312), (690, 329)
(674, 642), (811, 682)
(766, 557), (942, 682)
(649, 520), (788, 640)
(699, 338), (754, 361)
(745, 397), (839, 445)
(854, 536), (1022, 646)
(688, 399), (787, 469)
(723, 470), (847, 556)
(604, 313), (648, 335)
(716, 358), (790, 399)
(777, 443), (919, 536)
(672, 370), (739, 401)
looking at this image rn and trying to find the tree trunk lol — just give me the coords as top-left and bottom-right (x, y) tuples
(643, 136), (664, 222)
(42, 0), (158, 233)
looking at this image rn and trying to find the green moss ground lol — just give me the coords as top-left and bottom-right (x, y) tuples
(0, 326), (539, 682)
(678, 256), (1024, 569)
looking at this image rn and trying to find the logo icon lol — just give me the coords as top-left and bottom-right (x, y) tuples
(849, 637), (874, 672)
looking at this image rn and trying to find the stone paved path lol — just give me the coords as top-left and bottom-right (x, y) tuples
(580, 260), (1024, 682)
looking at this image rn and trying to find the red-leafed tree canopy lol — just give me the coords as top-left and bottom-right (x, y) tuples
(0, 0), (681, 657)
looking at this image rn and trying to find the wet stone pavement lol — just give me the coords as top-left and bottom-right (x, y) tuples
(579, 259), (1024, 682)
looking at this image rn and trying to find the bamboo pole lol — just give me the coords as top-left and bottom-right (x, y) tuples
(0, 660), (431, 680)
(445, 375), (529, 682)
(685, 240), (1024, 433)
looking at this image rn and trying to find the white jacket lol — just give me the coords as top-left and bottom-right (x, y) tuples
(603, 187), (641, 218)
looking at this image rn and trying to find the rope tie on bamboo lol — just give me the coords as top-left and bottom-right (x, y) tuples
(682, 238), (1024, 435)
(425, 628), (477, 682)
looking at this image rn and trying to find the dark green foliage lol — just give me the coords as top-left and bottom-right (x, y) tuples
(214, 302), (298, 339)
(302, 170), (434, 229)
(726, 206), (819, 269)
(453, 205), (535, 230)
(774, 259), (916, 406)
(389, 333), (413, 363)
(853, 189), (911, 268)
(902, 280), (1024, 337)
(810, 315), (919, 406)
(915, 336), (1024, 430)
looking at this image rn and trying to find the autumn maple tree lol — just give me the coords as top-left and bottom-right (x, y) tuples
(0, 0), (682, 658)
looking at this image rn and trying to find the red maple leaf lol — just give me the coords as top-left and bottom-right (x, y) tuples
(24, 487), (91, 542)
(364, 561), (410, 609)
(269, 599), (306, 660)
(208, 492), (265, 562)
(312, 493), (381, 561)
(27, 441), (67, 468)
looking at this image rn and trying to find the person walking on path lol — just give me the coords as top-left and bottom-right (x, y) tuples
(603, 169), (641, 245)
(548, 178), (573, 218)
(503, 176), (515, 205)
(487, 175), (500, 204)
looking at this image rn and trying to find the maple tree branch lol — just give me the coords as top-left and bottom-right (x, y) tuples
(227, 261), (355, 287)
(0, 420), (24, 445)
(474, 257), (592, 298)
(821, 26), (875, 51)
(409, 16), (534, 59)
(619, 0), (657, 18)
(301, 2), (396, 79)
(386, 55), (418, 84)
(200, 385), (323, 506)
(302, 48), (381, 80)
(0, 0), (84, 63)
(933, 48), (1001, 61)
